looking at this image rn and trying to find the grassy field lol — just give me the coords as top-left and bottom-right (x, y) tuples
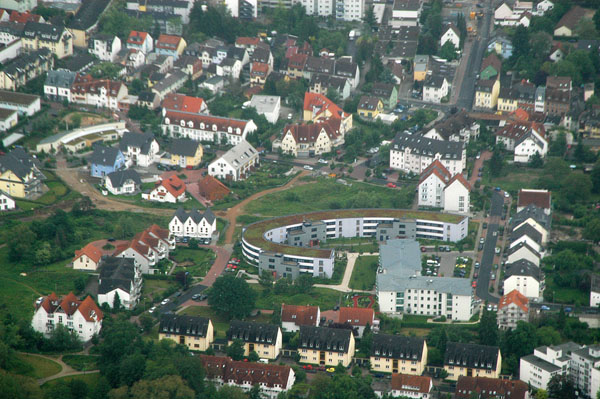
(244, 178), (415, 217)
(348, 255), (379, 290)
(141, 279), (179, 306)
(61, 355), (98, 371)
(482, 164), (543, 195)
(253, 286), (342, 311)
(170, 248), (216, 278)
(41, 373), (100, 389)
(545, 276), (589, 306)
(16, 353), (62, 379)
(179, 306), (230, 339)
(106, 191), (205, 210)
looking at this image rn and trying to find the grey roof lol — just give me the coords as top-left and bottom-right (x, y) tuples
(424, 75), (446, 89)
(393, 0), (420, 11)
(305, 56), (335, 74)
(106, 169), (141, 189)
(221, 57), (238, 67)
(0, 21), (24, 37)
(152, 70), (187, 93)
(0, 90), (39, 106)
(511, 204), (551, 230)
(334, 58), (358, 77)
(249, 95), (280, 114)
(22, 22), (67, 42)
(377, 239), (473, 296)
(3, 49), (52, 78)
(172, 207), (215, 224)
(138, 91), (156, 102)
(506, 241), (540, 259)
(573, 346), (600, 362)
(510, 223), (542, 245)
(309, 74), (348, 91)
(371, 334), (425, 360)
(119, 132), (156, 155)
(521, 354), (561, 373)
(45, 69), (77, 89)
(98, 256), (136, 294)
(218, 140), (258, 169)
(168, 138), (200, 157)
(0, 148), (36, 179)
(372, 83), (396, 99)
(227, 320), (279, 344)
(0, 108), (16, 120)
(299, 326), (352, 353)
(89, 146), (122, 166)
(227, 46), (247, 61)
(251, 47), (271, 64)
(160, 314), (211, 338)
(392, 132), (464, 160)
(64, 54), (95, 73)
(68, 0), (110, 31)
(444, 342), (499, 370)
(504, 259), (542, 281)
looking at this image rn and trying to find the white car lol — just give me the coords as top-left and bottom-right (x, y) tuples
(303, 165), (314, 170)
(161, 298), (170, 305)
(149, 306), (157, 313)
(504, 192), (510, 198)
(287, 113), (293, 119)
(318, 159), (328, 164)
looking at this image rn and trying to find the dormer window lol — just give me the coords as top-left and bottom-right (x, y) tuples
(180, 120), (185, 127)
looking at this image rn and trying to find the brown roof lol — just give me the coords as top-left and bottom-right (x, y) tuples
(358, 96), (382, 111)
(555, 6), (588, 31)
(455, 377), (528, 399)
(200, 355), (292, 389)
(391, 374), (432, 393)
(481, 54), (502, 75)
(236, 37), (260, 46)
(36, 292), (103, 322)
(74, 243), (103, 264)
(198, 175), (230, 199)
(156, 34), (183, 50)
(281, 304), (319, 326)
(546, 76), (572, 91)
(284, 119), (342, 144)
(162, 93), (206, 114)
(517, 189), (551, 209)
(419, 160), (451, 185)
(498, 289), (529, 313)
(446, 173), (471, 192)
(72, 74), (124, 97)
(338, 307), (374, 327)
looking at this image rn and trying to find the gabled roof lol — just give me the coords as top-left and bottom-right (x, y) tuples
(281, 304), (319, 326)
(127, 30), (149, 45)
(481, 54), (502, 75)
(445, 173), (471, 192)
(37, 292), (103, 322)
(74, 243), (102, 264)
(358, 96), (382, 111)
(227, 320), (280, 343)
(200, 355), (292, 389)
(160, 314), (211, 337)
(22, 22), (66, 42)
(0, 148), (37, 180)
(284, 119), (342, 145)
(156, 34), (183, 50)
(119, 132), (156, 155)
(287, 53), (308, 69)
(251, 47), (271, 64)
(393, 132), (464, 160)
(391, 374), (432, 393)
(299, 326), (352, 353)
(168, 138), (200, 157)
(156, 175), (186, 197)
(338, 307), (374, 327)
(198, 176), (230, 197)
(250, 62), (269, 75)
(163, 111), (252, 135)
(303, 92), (349, 120)
(217, 140), (258, 169)
(45, 69), (77, 89)
(498, 289), (529, 313)
(455, 377), (528, 399)
(172, 207), (215, 225)
(504, 258), (542, 281)
(371, 334), (426, 360)
(372, 82), (396, 98)
(162, 93), (206, 114)
(106, 169), (141, 189)
(510, 223), (542, 244)
(555, 6), (587, 31)
(419, 159), (451, 184)
(443, 23), (460, 38)
(89, 146), (122, 166)
(444, 342), (500, 370)
(98, 256), (136, 295)
(68, 0), (110, 31)
(72, 74), (125, 97)
(236, 36), (260, 46)
(511, 204), (551, 230)
(517, 189), (551, 209)
(9, 11), (42, 23)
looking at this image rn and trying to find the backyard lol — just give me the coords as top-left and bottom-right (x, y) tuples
(348, 256), (379, 291)
(252, 285), (343, 311)
(170, 247), (216, 278)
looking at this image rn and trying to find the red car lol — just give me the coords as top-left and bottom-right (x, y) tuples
(472, 281), (477, 288)
(303, 365), (313, 370)
(420, 246), (427, 252)
(387, 183), (396, 188)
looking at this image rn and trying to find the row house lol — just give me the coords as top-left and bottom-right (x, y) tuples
(390, 132), (466, 175)
(298, 325), (355, 367)
(159, 314), (214, 351)
(0, 47), (53, 90)
(114, 224), (176, 274)
(0, 147), (44, 199)
(496, 289), (529, 330)
(503, 258), (543, 299)
(279, 119), (344, 158)
(455, 377), (529, 399)
(44, 69), (77, 102)
(88, 33), (121, 62)
(168, 207), (216, 239)
(162, 111), (257, 145)
(71, 74), (128, 111)
(417, 160), (471, 214)
(497, 81), (536, 113)
(208, 140), (259, 182)
(0, 21), (24, 46)
(423, 110), (479, 143)
(97, 256), (142, 310)
(22, 21), (72, 58)
(378, 374), (432, 399)
(150, 70), (188, 101)
(31, 292), (103, 342)
(474, 79), (500, 110)
(444, 342), (502, 381)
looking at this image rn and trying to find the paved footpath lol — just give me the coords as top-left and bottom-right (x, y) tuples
(18, 352), (100, 385)
(315, 252), (377, 293)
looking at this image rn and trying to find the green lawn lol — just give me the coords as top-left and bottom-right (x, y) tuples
(348, 255), (379, 290)
(545, 276), (589, 306)
(16, 353), (62, 379)
(106, 191), (205, 210)
(482, 163), (543, 195)
(141, 279), (179, 306)
(253, 286), (342, 311)
(244, 178), (415, 217)
(179, 306), (230, 338)
(61, 355), (98, 371)
(170, 247), (216, 278)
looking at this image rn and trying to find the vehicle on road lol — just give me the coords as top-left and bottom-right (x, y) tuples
(478, 243), (484, 251)
(490, 273), (496, 280)
(149, 306), (157, 313)
(495, 187), (501, 191)
(475, 262), (480, 268)
(326, 367), (336, 373)
(387, 182), (396, 188)
(161, 298), (170, 305)
(479, 238), (485, 244)
(483, 223), (487, 229)
(541, 305), (551, 311)
(318, 159), (328, 164)
(495, 247), (501, 254)
(192, 294), (201, 301)
(303, 165), (314, 170)
(504, 192), (510, 198)
(472, 281), (477, 288)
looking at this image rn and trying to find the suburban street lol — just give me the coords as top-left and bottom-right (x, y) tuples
(475, 192), (504, 304)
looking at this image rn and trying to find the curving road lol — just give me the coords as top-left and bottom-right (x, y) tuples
(475, 192), (504, 304)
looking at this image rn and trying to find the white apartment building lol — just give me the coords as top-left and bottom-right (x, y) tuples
(520, 342), (582, 390)
(376, 239), (474, 321)
(208, 140), (259, 182)
(390, 132), (466, 175)
(571, 346), (600, 398)
(97, 256), (142, 310)
(440, 24), (460, 49)
(162, 111), (257, 145)
(335, 0), (365, 21)
(423, 76), (449, 104)
(390, 0), (421, 27)
(496, 289), (529, 330)
(591, 275), (600, 308)
(169, 207), (217, 239)
(88, 34), (121, 62)
(417, 160), (471, 214)
(503, 259), (543, 299)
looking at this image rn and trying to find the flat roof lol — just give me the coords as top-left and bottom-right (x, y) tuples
(521, 354), (561, 373)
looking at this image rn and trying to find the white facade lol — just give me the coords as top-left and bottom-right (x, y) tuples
(104, 175), (138, 195)
(121, 138), (160, 167)
(390, 144), (466, 175)
(0, 39), (21, 64)
(222, 59), (242, 79)
(506, 246), (540, 266)
(89, 36), (121, 62)
(143, 184), (186, 203)
(423, 78), (449, 103)
(378, 287), (473, 321)
(520, 344), (576, 390)
(336, 0), (365, 21)
(73, 253), (100, 271)
(443, 178), (470, 214)
(249, 95), (280, 124)
(509, 234), (542, 254)
(571, 347), (600, 398)
(0, 91), (40, 116)
(504, 275), (541, 299)
(208, 140), (259, 182)
(0, 191), (15, 211)
(163, 112), (256, 146)
(169, 209), (217, 239)
(440, 27), (460, 49)
(418, 172), (446, 208)
(0, 108), (17, 131)
(591, 289), (600, 308)
(514, 219), (549, 244)
(514, 131), (548, 163)
(534, 0), (553, 15)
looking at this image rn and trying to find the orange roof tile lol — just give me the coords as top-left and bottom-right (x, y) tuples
(157, 175), (186, 198)
(281, 304), (319, 326)
(236, 37), (260, 46)
(36, 292), (103, 322)
(74, 243), (103, 264)
(446, 173), (471, 192)
(391, 374), (432, 393)
(303, 92), (348, 121)
(419, 160), (451, 185)
(498, 289), (529, 313)
(9, 11), (41, 23)
(127, 30), (149, 45)
(77, 295), (104, 322)
(338, 307), (374, 326)
(162, 93), (206, 114)
(156, 34), (183, 50)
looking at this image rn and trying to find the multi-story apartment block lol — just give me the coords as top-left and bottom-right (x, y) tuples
(571, 346), (600, 398)
(159, 314), (214, 351)
(22, 21), (72, 58)
(444, 342), (502, 381)
(227, 321), (283, 360)
(0, 47), (53, 90)
(390, 132), (466, 175)
(97, 256), (142, 310)
(520, 342), (581, 390)
(497, 289), (529, 330)
(162, 111), (257, 145)
(370, 334), (428, 375)
(298, 325), (355, 367)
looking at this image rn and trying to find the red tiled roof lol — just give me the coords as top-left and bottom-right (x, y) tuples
(77, 295), (104, 322)
(498, 289), (529, 313)
(147, 224), (170, 241)
(455, 377), (528, 399)
(303, 92), (348, 121)
(251, 62), (269, 75)
(156, 34), (183, 50)
(74, 243), (103, 264)
(288, 53), (308, 69)
(127, 30), (149, 45)
(10, 11), (41, 23)
(338, 307), (374, 327)
(200, 355), (292, 389)
(512, 108), (529, 121)
(236, 37), (260, 46)
(446, 173), (471, 192)
(283, 119), (342, 144)
(285, 46), (298, 59)
(163, 111), (252, 135)
(162, 93), (206, 114)
(391, 374), (432, 393)
(37, 292), (103, 322)
(517, 189), (551, 209)
(419, 159), (451, 184)
(72, 74), (124, 97)
(156, 175), (186, 198)
(198, 175), (230, 198)
(281, 304), (319, 326)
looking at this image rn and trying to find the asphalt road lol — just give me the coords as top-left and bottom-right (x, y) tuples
(475, 192), (504, 304)
(158, 284), (208, 314)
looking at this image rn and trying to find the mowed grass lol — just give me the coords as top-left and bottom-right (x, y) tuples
(348, 255), (379, 290)
(16, 353), (62, 379)
(179, 306), (230, 339)
(61, 355), (98, 371)
(546, 276), (589, 306)
(170, 248), (216, 278)
(244, 178), (415, 217)
(482, 164), (543, 195)
(253, 286), (342, 311)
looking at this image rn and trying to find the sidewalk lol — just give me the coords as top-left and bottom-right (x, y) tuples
(315, 252), (377, 293)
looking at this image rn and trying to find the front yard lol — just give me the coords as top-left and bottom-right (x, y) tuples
(170, 247), (216, 278)
(348, 255), (379, 290)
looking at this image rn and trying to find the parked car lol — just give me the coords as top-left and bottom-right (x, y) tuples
(161, 298), (170, 305)
(475, 262), (480, 268)
(387, 182), (396, 188)
(490, 273), (496, 280)
(192, 294), (201, 301)
(318, 159), (328, 164)
(326, 367), (336, 373)
(564, 307), (573, 313)
(471, 281), (477, 288)
(483, 223), (487, 229)
(303, 165), (314, 170)
(149, 306), (157, 313)
(540, 305), (551, 311)
(504, 192), (510, 198)
(495, 247), (501, 254)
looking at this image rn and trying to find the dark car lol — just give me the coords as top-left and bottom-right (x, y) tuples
(478, 243), (484, 251)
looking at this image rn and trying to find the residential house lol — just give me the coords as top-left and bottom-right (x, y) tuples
(512, 213), (550, 245)
(441, 24), (460, 49)
(162, 92), (207, 114)
(338, 307), (375, 337)
(287, 53), (308, 79)
(235, 36), (260, 55)
(104, 169), (141, 196)
(0, 191), (15, 211)
(298, 325), (355, 367)
(517, 189), (551, 215)
(137, 91), (160, 109)
(503, 258), (543, 298)
(164, 138), (202, 169)
(88, 34), (121, 62)
(208, 140), (259, 181)
(0, 108), (17, 131)
(114, 224), (175, 274)
(535, 0), (554, 15)
(418, 160), (452, 208)
(251, 46), (273, 68)
(303, 92), (352, 132)
(496, 122), (547, 162)
(535, 86), (546, 113)
(358, 96), (384, 119)
(155, 34), (186, 61)
(71, 74), (129, 110)
(545, 88), (570, 117)
(0, 37), (22, 64)
(554, 6), (588, 37)
(591, 275), (600, 308)
(423, 110), (479, 143)
(497, 289), (529, 330)
(89, 145), (125, 178)
(474, 79), (501, 109)
(480, 54), (501, 80)
(44, 69), (76, 103)
(520, 342), (582, 390)
(97, 256), (142, 310)
(444, 174), (471, 214)
(67, 0), (110, 48)
(384, 374), (433, 399)
(455, 377), (529, 399)
(119, 132), (160, 167)
(200, 355), (295, 399)
(32, 292), (103, 341)
(0, 88), (40, 116)
(227, 321), (282, 360)
(281, 304), (320, 332)
(279, 119), (343, 157)
(549, 45), (564, 62)
(151, 70), (188, 101)
(423, 76), (449, 104)
(2, 0), (37, 12)
(0, 147), (43, 198)
(174, 55), (202, 81)
(390, 132), (466, 175)
(309, 73), (351, 100)
(249, 62), (271, 87)
(159, 314), (214, 351)
(413, 55), (429, 81)
(0, 48), (53, 90)
(73, 242), (102, 271)
(370, 334), (428, 375)
(21, 21), (72, 58)
(169, 207), (216, 239)
(143, 174), (186, 203)
(444, 342), (502, 381)
(197, 176), (230, 202)
(372, 82), (398, 110)
(162, 111), (257, 145)
(497, 81), (536, 113)
(390, 0), (422, 27)
(126, 30), (153, 53)
(249, 95), (280, 124)
(487, 32), (513, 59)
(509, 223), (544, 254)
(220, 57), (242, 79)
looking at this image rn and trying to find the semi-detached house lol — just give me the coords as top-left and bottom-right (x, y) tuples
(71, 74), (128, 111)
(169, 207), (216, 239)
(159, 314), (214, 351)
(280, 119), (344, 157)
(114, 224), (175, 274)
